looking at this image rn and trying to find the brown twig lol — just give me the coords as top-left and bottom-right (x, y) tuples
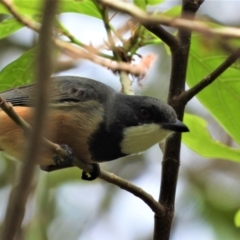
(180, 47), (240, 103)
(1, 0), (58, 239)
(99, 170), (164, 214)
(0, 97), (32, 136)
(98, 0), (240, 39)
(0, 0), (148, 77)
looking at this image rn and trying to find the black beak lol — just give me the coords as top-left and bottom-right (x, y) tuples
(162, 120), (189, 132)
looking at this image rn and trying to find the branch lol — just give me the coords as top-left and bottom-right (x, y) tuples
(0, 0), (58, 239)
(180, 47), (240, 103)
(100, 170), (163, 214)
(55, 18), (113, 60)
(98, 0), (240, 39)
(144, 25), (178, 49)
(55, 39), (151, 77)
(154, 1), (204, 239)
(100, 7), (134, 94)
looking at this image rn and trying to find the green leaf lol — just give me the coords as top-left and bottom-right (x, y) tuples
(58, 0), (102, 18)
(234, 209), (240, 227)
(0, 18), (24, 40)
(0, 48), (36, 91)
(0, 0), (44, 15)
(147, 0), (165, 5)
(183, 114), (240, 162)
(187, 35), (240, 145)
(0, 0), (102, 18)
(133, 0), (146, 10)
(163, 5), (181, 17)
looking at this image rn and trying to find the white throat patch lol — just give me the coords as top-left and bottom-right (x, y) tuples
(121, 123), (172, 155)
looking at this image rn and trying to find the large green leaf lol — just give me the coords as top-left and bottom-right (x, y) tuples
(0, 18), (24, 40)
(187, 35), (240, 144)
(183, 114), (240, 162)
(0, 48), (36, 91)
(0, 0), (102, 18)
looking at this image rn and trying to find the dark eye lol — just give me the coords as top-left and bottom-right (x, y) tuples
(140, 108), (150, 120)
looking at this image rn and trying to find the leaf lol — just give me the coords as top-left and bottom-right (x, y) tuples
(0, 18), (24, 40)
(147, 0), (165, 5)
(58, 0), (102, 18)
(182, 114), (240, 162)
(163, 5), (181, 17)
(234, 209), (240, 227)
(0, 48), (36, 91)
(0, 0), (44, 15)
(187, 35), (240, 145)
(0, 0), (102, 19)
(133, 0), (146, 10)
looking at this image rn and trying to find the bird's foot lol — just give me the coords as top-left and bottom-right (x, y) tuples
(52, 144), (100, 181)
(52, 144), (74, 167)
(82, 163), (100, 181)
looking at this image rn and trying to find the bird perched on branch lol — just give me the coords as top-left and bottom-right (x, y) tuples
(0, 76), (189, 179)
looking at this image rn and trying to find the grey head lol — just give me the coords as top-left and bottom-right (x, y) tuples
(112, 94), (189, 155)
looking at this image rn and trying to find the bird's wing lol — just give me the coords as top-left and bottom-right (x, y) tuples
(0, 76), (115, 106)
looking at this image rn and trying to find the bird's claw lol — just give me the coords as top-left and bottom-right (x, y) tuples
(82, 163), (100, 181)
(52, 144), (74, 167)
(52, 145), (99, 181)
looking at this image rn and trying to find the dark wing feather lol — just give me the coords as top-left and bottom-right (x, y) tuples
(0, 76), (115, 106)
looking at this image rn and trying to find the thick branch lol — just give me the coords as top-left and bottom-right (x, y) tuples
(1, 1), (58, 239)
(154, 1), (204, 240)
(180, 47), (240, 103)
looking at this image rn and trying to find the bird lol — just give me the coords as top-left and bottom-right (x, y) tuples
(0, 76), (189, 179)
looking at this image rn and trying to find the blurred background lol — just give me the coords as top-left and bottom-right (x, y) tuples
(0, 0), (240, 239)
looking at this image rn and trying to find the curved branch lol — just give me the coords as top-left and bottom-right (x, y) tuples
(144, 25), (178, 49)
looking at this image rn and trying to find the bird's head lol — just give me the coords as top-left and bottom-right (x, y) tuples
(114, 95), (189, 155)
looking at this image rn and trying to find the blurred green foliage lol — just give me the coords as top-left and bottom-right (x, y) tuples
(0, 0), (240, 239)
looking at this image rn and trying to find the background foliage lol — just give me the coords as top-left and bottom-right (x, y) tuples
(0, 0), (240, 239)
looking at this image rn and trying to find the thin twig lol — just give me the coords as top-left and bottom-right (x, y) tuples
(99, 170), (164, 214)
(55, 39), (149, 76)
(1, 0), (58, 239)
(101, 6), (134, 95)
(180, 47), (240, 103)
(98, 0), (240, 39)
(0, 0), (148, 77)
(55, 18), (113, 59)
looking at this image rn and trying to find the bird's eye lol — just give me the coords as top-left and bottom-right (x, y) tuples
(140, 108), (150, 120)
